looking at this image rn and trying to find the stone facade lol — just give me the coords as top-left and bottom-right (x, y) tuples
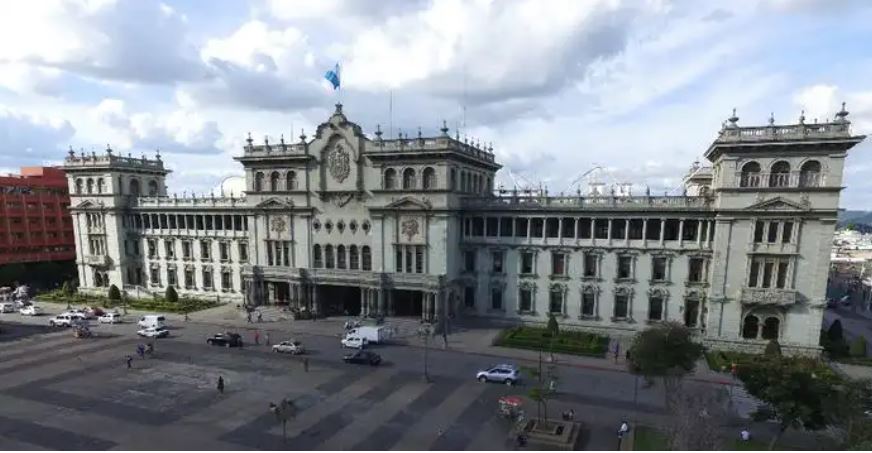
(63, 104), (865, 354)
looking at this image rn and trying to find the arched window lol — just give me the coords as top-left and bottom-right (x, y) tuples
(86, 178), (94, 194)
(769, 161), (790, 188)
(270, 171), (280, 192)
(129, 179), (141, 196)
(313, 245), (323, 268)
(422, 167), (436, 190)
(94, 271), (103, 288)
(742, 315), (759, 339)
(75, 179), (83, 194)
(147, 180), (159, 196)
(254, 172), (264, 192)
(337, 245), (346, 269)
(349, 245), (359, 270)
(325, 245), (335, 269)
(799, 160), (821, 187)
(402, 168), (416, 189)
(384, 168), (397, 190)
(361, 246), (372, 271)
(97, 178), (105, 194)
(286, 171), (297, 190)
(761, 317), (780, 340)
(739, 162), (761, 188)
(450, 168), (457, 190)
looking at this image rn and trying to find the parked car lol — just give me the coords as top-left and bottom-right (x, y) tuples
(272, 340), (305, 355)
(343, 350), (381, 366)
(341, 335), (367, 349)
(62, 311), (88, 321)
(0, 302), (15, 313)
(98, 312), (123, 324)
(19, 305), (43, 316)
(49, 314), (76, 327)
(476, 364), (520, 386)
(138, 315), (167, 329)
(137, 326), (169, 338)
(207, 333), (243, 348)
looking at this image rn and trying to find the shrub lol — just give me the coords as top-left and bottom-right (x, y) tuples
(547, 314), (559, 337)
(764, 339), (782, 357)
(165, 286), (179, 303)
(850, 336), (867, 358)
(107, 284), (121, 301)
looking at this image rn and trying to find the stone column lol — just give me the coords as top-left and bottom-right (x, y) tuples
(377, 288), (386, 315)
(311, 285), (319, 316)
(607, 218), (612, 245)
(421, 292), (429, 322)
(697, 220), (703, 248)
(659, 218), (666, 246)
(642, 219), (648, 247)
(678, 219), (685, 247)
(624, 219), (630, 242)
(360, 288), (367, 317)
(267, 282), (276, 306)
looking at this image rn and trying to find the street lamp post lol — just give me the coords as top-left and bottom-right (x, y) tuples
(269, 398), (295, 445)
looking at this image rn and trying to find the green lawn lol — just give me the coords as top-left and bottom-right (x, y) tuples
(633, 426), (668, 450)
(493, 326), (609, 357)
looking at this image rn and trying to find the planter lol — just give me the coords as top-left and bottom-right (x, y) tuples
(512, 419), (582, 451)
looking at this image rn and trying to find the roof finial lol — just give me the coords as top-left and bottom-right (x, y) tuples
(417, 126), (422, 140)
(441, 119), (449, 136)
(299, 128), (307, 143)
(334, 103), (343, 115)
(375, 124), (383, 141)
(105, 144), (113, 155)
(155, 148), (161, 161)
(727, 108), (739, 128)
(280, 134), (286, 151)
(68, 146), (75, 159)
(768, 112), (775, 126)
(798, 109), (805, 124)
(246, 132), (253, 147)
(835, 101), (850, 123)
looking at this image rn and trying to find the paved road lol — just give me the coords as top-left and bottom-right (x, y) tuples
(0, 308), (694, 450)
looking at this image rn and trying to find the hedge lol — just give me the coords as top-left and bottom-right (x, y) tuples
(36, 289), (218, 314)
(494, 326), (609, 357)
(705, 350), (840, 382)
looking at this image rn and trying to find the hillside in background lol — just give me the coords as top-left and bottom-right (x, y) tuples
(839, 210), (872, 231)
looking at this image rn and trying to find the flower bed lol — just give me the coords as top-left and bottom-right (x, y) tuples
(494, 326), (609, 357)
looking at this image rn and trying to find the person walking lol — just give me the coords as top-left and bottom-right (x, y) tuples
(303, 357), (309, 373)
(126, 355), (133, 369)
(246, 311), (252, 323)
(257, 311), (263, 323)
(613, 342), (621, 364)
(254, 331), (260, 345)
(265, 332), (270, 346)
(217, 376), (225, 394)
(137, 344), (145, 359)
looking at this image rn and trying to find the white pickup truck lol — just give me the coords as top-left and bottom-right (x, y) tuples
(346, 326), (393, 344)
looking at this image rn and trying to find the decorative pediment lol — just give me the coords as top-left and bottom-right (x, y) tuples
(256, 197), (294, 209)
(384, 196), (432, 210)
(743, 196), (809, 212)
(648, 286), (670, 298)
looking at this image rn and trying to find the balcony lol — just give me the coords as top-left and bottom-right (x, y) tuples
(739, 287), (797, 306)
(734, 171), (827, 189)
(84, 254), (112, 267)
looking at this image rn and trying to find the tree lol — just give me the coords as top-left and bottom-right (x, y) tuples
(626, 322), (704, 409)
(165, 286), (178, 303)
(765, 339), (782, 357)
(524, 357), (558, 422)
(738, 357), (833, 450)
(850, 337), (867, 358)
(62, 280), (75, 309)
(546, 313), (560, 338)
(107, 284), (121, 302)
(824, 379), (872, 447)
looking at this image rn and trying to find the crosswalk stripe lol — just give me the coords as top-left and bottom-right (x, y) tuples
(320, 378), (431, 451)
(0, 330), (96, 361)
(390, 381), (491, 451)
(0, 335), (133, 374)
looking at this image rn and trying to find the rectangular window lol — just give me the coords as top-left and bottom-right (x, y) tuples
(782, 222), (793, 244)
(682, 220), (698, 241)
(205, 216), (213, 230)
(749, 261), (760, 287)
(464, 250), (476, 273)
(520, 251), (534, 274)
(267, 242), (274, 266)
(617, 256), (633, 279)
(239, 243), (249, 263)
(200, 241), (211, 260)
(629, 219), (644, 240)
(203, 268), (213, 289)
(472, 217), (484, 236)
(688, 258), (706, 283)
(164, 239), (175, 259)
(578, 218), (591, 239)
(684, 299), (700, 327)
(415, 246), (424, 273)
(663, 219), (680, 240)
(762, 262), (774, 288)
(754, 221), (765, 243)
(611, 219), (627, 240)
(551, 252), (567, 276)
(766, 222), (778, 243)
(395, 248), (403, 272)
(549, 289), (563, 314)
(583, 253), (598, 277)
(519, 288), (533, 312)
(614, 294), (629, 318)
(282, 242), (290, 267)
(150, 267), (160, 284)
(514, 218), (528, 238)
(196, 215), (204, 230)
(546, 218), (560, 238)
(182, 241), (192, 260)
(219, 242), (230, 261)
(491, 251), (504, 273)
(166, 267), (177, 287)
(776, 260), (788, 288)
(561, 218), (575, 239)
(405, 248), (413, 273)
(491, 287), (503, 310)
(645, 219), (661, 240)
(215, 215), (223, 230)
(594, 220), (609, 239)
(168, 215), (176, 229)
(222, 271), (232, 291)
(649, 296), (663, 321)
(531, 218), (544, 238)
(652, 257), (667, 281)
(500, 217), (513, 237)
(581, 292), (596, 317)
(184, 268), (194, 289)
(464, 286), (475, 308)
(486, 217), (498, 237)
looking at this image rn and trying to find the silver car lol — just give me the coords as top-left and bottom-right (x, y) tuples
(476, 364), (520, 385)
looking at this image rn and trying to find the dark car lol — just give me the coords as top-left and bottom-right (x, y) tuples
(207, 333), (244, 348)
(343, 350), (381, 366)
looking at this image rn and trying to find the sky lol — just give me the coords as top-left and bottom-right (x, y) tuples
(0, 0), (871, 208)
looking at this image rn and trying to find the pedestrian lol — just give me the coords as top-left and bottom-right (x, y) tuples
(126, 355), (133, 369)
(303, 357), (309, 373)
(254, 331), (260, 345)
(246, 311), (252, 323)
(613, 342), (621, 364)
(217, 376), (225, 394)
(137, 344), (145, 359)
(442, 332), (448, 350)
(184, 311), (189, 322)
(740, 428), (751, 442)
(265, 332), (270, 346)
(257, 311), (263, 323)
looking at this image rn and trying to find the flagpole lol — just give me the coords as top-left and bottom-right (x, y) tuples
(389, 90), (393, 139)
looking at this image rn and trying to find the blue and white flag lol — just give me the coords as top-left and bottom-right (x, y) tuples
(324, 63), (340, 90)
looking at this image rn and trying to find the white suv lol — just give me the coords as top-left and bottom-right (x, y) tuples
(19, 305), (43, 316)
(49, 314), (75, 327)
(476, 364), (521, 386)
(98, 312), (123, 324)
(341, 336), (367, 349)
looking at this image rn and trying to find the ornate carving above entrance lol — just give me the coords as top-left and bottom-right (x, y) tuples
(327, 144), (351, 182)
(401, 218), (419, 241)
(270, 217), (287, 232)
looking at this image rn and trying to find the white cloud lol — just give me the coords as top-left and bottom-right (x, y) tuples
(793, 84), (840, 122)
(0, 106), (75, 165)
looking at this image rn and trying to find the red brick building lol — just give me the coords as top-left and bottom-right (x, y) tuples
(0, 167), (75, 266)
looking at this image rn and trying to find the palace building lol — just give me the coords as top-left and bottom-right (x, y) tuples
(63, 104), (865, 354)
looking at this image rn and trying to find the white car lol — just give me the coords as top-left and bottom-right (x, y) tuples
(98, 312), (123, 324)
(341, 335), (367, 349)
(137, 326), (169, 338)
(62, 311), (88, 321)
(0, 302), (15, 313)
(49, 314), (76, 327)
(272, 340), (305, 355)
(19, 305), (43, 316)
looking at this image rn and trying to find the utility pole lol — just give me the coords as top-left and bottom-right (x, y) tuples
(418, 322), (433, 383)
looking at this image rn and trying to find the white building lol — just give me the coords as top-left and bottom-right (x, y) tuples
(63, 104), (865, 355)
